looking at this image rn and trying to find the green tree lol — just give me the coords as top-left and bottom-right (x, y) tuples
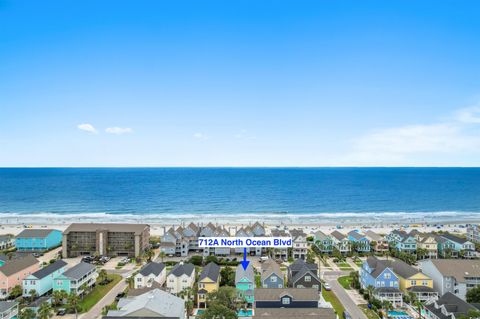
(67, 292), (81, 319)
(159, 251), (166, 262)
(466, 285), (480, 303)
(458, 309), (480, 319)
(220, 266), (235, 286)
(144, 249), (154, 262)
(9, 285), (22, 299)
(19, 308), (36, 319)
(52, 290), (68, 306)
(28, 289), (38, 302)
(198, 286), (238, 319)
(188, 255), (203, 266)
(205, 255), (219, 264)
(99, 269), (108, 283)
(38, 301), (53, 319)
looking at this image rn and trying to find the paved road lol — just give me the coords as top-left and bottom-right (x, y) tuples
(323, 271), (368, 319)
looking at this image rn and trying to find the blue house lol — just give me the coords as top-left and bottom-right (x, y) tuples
(360, 256), (403, 307)
(23, 260), (67, 297)
(439, 234), (476, 258)
(347, 230), (371, 252)
(15, 229), (62, 252)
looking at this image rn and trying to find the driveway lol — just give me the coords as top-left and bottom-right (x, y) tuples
(323, 271), (368, 319)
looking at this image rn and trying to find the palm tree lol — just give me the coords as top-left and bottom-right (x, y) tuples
(126, 275), (134, 289)
(80, 283), (89, 296)
(159, 251), (166, 262)
(366, 285), (375, 302)
(67, 292), (81, 319)
(52, 290), (67, 306)
(9, 285), (22, 299)
(19, 308), (36, 319)
(38, 301), (53, 319)
(144, 249), (154, 262)
(28, 289), (38, 302)
(99, 269), (108, 283)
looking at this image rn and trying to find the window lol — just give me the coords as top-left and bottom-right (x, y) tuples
(199, 283), (205, 288)
(282, 297), (290, 305)
(56, 280), (63, 286)
(411, 280), (416, 286)
(305, 276), (311, 282)
(137, 278), (142, 282)
(271, 276), (277, 282)
(279, 284), (283, 288)
(384, 273), (391, 279)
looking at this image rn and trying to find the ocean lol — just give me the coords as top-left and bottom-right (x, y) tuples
(0, 167), (479, 224)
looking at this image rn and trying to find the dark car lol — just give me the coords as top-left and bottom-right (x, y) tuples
(57, 308), (66, 316)
(115, 292), (126, 301)
(343, 311), (352, 319)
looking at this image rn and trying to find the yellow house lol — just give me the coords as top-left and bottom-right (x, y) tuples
(387, 258), (438, 302)
(197, 262), (221, 308)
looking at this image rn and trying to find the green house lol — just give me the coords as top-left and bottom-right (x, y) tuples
(235, 264), (255, 306)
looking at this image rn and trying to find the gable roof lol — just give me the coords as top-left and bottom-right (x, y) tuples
(168, 263), (194, 277)
(365, 256), (395, 278)
(107, 289), (184, 318)
(314, 231), (329, 240)
(235, 264), (254, 284)
(255, 288), (318, 301)
(261, 259), (282, 282)
(16, 229), (58, 238)
(0, 255), (38, 276)
(289, 259), (318, 273)
(425, 292), (478, 319)
(383, 258), (419, 279)
(62, 262), (96, 280)
(31, 260), (67, 279)
(441, 233), (468, 244)
(330, 230), (346, 241)
(365, 230), (383, 242)
(139, 262), (165, 277)
(199, 262), (220, 282)
(348, 230), (367, 241)
(425, 260), (480, 282)
(292, 266), (320, 284)
(0, 301), (18, 313)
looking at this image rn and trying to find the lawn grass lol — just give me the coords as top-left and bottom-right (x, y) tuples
(336, 261), (350, 267)
(79, 274), (122, 313)
(337, 275), (352, 290)
(322, 287), (345, 316)
(359, 304), (380, 319)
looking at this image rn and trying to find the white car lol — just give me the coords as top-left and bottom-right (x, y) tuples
(323, 283), (331, 291)
(260, 256), (269, 262)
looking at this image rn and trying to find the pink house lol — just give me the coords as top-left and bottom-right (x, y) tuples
(0, 255), (39, 299)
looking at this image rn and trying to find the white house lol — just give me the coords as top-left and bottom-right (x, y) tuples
(166, 263), (196, 294)
(134, 262), (166, 289)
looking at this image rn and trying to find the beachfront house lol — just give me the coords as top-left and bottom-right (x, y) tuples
(15, 229), (62, 252)
(271, 229), (289, 260)
(439, 234), (476, 258)
(435, 235), (457, 258)
(330, 230), (351, 254)
(166, 262), (195, 294)
(365, 230), (389, 253)
(254, 287), (319, 308)
(235, 263), (255, 306)
(385, 258), (437, 302)
(0, 301), (18, 319)
(0, 255), (39, 299)
(197, 262), (221, 308)
(134, 262), (166, 289)
(53, 262), (97, 295)
(314, 231), (334, 254)
(419, 259), (480, 301)
(0, 236), (14, 252)
(288, 259), (321, 290)
(415, 234), (439, 259)
(348, 230), (371, 252)
(423, 292), (480, 319)
(290, 229), (308, 260)
(467, 224), (480, 244)
(23, 260), (67, 297)
(201, 224), (231, 257)
(360, 256), (403, 307)
(104, 289), (185, 319)
(261, 259), (284, 288)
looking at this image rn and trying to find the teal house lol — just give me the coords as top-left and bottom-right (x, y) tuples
(23, 260), (67, 297)
(53, 262), (97, 295)
(235, 264), (255, 306)
(15, 229), (62, 252)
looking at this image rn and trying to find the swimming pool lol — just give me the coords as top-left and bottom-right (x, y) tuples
(238, 309), (253, 316)
(388, 311), (412, 319)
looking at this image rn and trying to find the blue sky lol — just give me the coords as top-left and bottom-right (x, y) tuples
(1, 0), (480, 167)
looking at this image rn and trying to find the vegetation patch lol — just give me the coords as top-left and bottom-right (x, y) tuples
(79, 274), (122, 313)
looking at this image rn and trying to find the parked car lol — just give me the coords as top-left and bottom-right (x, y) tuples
(323, 283), (331, 291)
(57, 308), (66, 316)
(343, 311), (352, 319)
(115, 292), (126, 301)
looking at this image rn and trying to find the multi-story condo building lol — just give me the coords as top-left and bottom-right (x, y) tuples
(348, 230), (371, 252)
(15, 229), (62, 252)
(330, 230), (351, 254)
(360, 256), (403, 307)
(314, 231), (334, 254)
(419, 259), (480, 301)
(62, 223), (150, 258)
(23, 260), (67, 297)
(365, 230), (389, 253)
(53, 262), (98, 295)
(423, 292), (480, 319)
(290, 229), (308, 260)
(467, 224), (480, 244)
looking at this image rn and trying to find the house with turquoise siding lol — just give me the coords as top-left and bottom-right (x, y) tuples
(348, 230), (371, 252)
(15, 229), (62, 252)
(53, 262), (97, 295)
(314, 231), (334, 253)
(23, 260), (67, 297)
(235, 264), (255, 306)
(439, 234), (476, 258)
